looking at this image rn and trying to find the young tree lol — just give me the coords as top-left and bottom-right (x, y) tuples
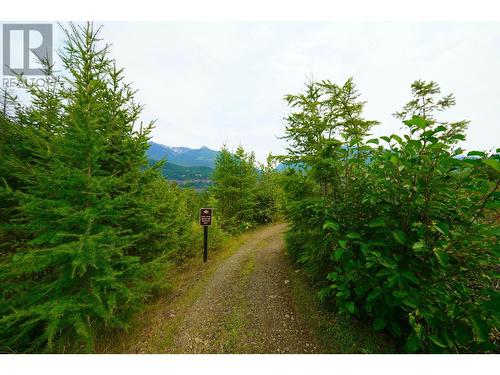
(282, 78), (377, 198)
(253, 154), (282, 225)
(394, 80), (469, 145)
(0, 23), (173, 353)
(211, 145), (258, 232)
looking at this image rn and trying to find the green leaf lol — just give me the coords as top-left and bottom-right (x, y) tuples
(380, 136), (391, 143)
(402, 299), (417, 308)
(429, 335), (447, 348)
(482, 158), (500, 173)
(373, 317), (386, 330)
(391, 134), (403, 144)
(393, 290), (408, 298)
(334, 247), (345, 261)
(346, 232), (361, 240)
(367, 138), (379, 145)
(345, 301), (355, 314)
(434, 222), (449, 237)
(401, 270), (419, 284)
(412, 241), (425, 252)
(327, 271), (338, 281)
(368, 217), (386, 228)
(393, 230), (406, 244)
(404, 116), (427, 129)
(433, 248), (449, 267)
(434, 125), (447, 133)
(367, 289), (381, 302)
(470, 316), (489, 342)
(408, 139), (422, 149)
(338, 239), (348, 249)
(467, 151), (485, 158)
(405, 333), (421, 353)
(323, 221), (340, 231)
(485, 200), (500, 209)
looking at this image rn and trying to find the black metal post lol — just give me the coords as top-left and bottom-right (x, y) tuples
(203, 225), (208, 262)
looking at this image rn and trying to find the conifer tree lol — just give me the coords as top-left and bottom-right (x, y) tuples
(253, 154), (282, 224)
(212, 145), (258, 231)
(0, 23), (164, 353)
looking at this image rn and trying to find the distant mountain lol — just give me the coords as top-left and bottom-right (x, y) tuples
(147, 142), (219, 168)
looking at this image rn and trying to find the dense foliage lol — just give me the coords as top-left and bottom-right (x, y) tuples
(280, 78), (499, 353)
(0, 24), (206, 353)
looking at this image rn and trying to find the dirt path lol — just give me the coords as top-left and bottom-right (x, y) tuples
(168, 223), (320, 353)
(100, 222), (392, 354)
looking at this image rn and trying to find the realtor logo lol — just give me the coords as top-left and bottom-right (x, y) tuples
(2, 24), (53, 76)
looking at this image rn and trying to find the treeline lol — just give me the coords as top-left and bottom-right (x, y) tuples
(279, 78), (499, 352)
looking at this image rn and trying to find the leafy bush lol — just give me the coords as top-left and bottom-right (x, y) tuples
(281, 79), (499, 352)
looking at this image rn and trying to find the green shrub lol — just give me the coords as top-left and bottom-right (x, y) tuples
(281, 79), (499, 352)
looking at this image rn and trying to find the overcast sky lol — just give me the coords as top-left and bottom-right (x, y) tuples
(12, 22), (500, 162)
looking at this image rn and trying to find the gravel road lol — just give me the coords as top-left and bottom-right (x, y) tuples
(170, 223), (320, 353)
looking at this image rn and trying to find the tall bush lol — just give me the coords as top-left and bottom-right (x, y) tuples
(281, 79), (499, 352)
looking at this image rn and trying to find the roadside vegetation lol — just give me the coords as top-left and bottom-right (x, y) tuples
(279, 78), (499, 353)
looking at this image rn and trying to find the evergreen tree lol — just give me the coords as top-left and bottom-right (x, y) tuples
(211, 145), (258, 231)
(253, 154), (282, 225)
(0, 23), (166, 353)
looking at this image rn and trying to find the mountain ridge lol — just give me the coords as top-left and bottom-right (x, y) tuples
(147, 141), (219, 168)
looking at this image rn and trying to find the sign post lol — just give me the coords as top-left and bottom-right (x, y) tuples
(199, 208), (213, 262)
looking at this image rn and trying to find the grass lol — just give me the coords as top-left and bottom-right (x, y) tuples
(240, 254), (256, 276)
(218, 254), (256, 353)
(287, 259), (397, 353)
(220, 295), (247, 353)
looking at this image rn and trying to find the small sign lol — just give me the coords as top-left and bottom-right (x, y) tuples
(199, 208), (213, 226)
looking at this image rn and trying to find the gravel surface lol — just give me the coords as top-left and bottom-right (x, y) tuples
(170, 223), (320, 353)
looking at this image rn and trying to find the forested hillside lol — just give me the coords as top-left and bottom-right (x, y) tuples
(153, 161), (213, 189)
(146, 143), (219, 189)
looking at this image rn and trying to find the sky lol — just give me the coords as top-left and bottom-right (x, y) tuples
(5, 22), (500, 162)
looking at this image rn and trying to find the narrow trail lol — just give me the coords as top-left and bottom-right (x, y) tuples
(170, 223), (319, 353)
